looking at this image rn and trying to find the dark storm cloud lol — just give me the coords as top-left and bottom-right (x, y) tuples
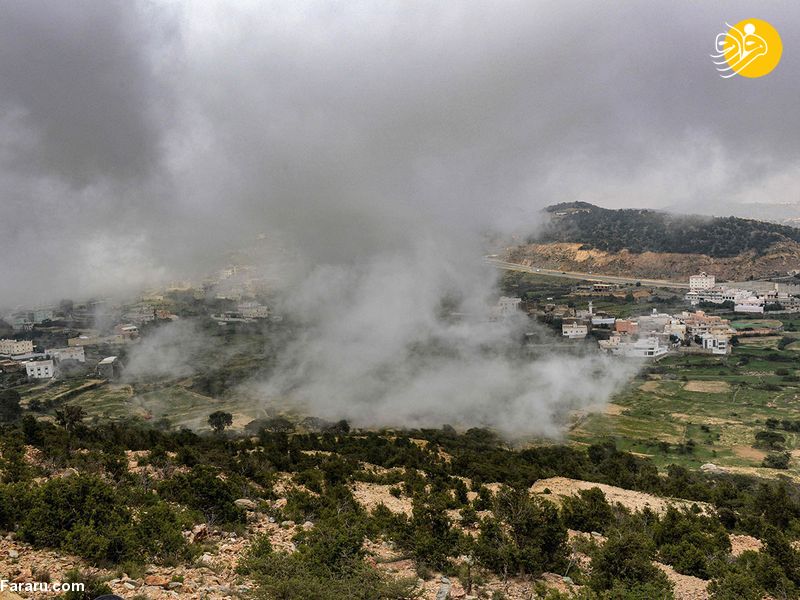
(0, 1), (168, 185)
(1, 0), (799, 300)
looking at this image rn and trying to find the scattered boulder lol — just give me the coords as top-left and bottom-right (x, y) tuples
(144, 575), (170, 587)
(189, 523), (209, 543)
(436, 576), (452, 600)
(234, 498), (257, 510)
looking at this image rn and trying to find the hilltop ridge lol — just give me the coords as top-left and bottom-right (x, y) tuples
(535, 203), (800, 258)
(507, 204), (800, 281)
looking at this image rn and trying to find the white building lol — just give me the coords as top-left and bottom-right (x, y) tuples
(687, 285), (755, 307)
(591, 315), (616, 326)
(689, 272), (716, 292)
(97, 356), (121, 379)
(47, 346), (86, 363)
(238, 302), (270, 319)
(562, 322), (589, 339)
(599, 335), (669, 358)
(735, 298), (765, 314)
(25, 359), (54, 379)
(700, 333), (730, 355)
(494, 296), (522, 318)
(0, 339), (34, 356)
(637, 310), (673, 334)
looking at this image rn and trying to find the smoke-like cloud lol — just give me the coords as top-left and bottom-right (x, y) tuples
(123, 320), (209, 381)
(255, 246), (638, 436)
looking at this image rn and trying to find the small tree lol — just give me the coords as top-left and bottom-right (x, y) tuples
(55, 404), (86, 454)
(561, 487), (614, 534)
(208, 410), (233, 434)
(0, 389), (22, 423)
(55, 404), (85, 433)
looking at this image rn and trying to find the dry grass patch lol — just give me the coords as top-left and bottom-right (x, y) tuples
(683, 380), (731, 393)
(732, 445), (767, 461)
(639, 381), (661, 393)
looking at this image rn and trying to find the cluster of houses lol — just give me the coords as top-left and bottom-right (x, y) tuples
(0, 310), (139, 381)
(66, 323), (140, 347)
(0, 339), (89, 380)
(553, 300), (737, 359)
(0, 341), (122, 381)
(597, 309), (734, 358)
(211, 301), (271, 324)
(686, 272), (800, 314)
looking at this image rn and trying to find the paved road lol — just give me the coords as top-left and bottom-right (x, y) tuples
(486, 258), (690, 290)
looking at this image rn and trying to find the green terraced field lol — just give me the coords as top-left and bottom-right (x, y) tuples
(571, 329), (800, 477)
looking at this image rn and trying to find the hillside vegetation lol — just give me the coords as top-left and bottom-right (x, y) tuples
(3, 415), (800, 599)
(535, 202), (800, 258)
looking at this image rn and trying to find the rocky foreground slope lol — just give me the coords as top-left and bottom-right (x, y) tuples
(0, 453), (767, 600)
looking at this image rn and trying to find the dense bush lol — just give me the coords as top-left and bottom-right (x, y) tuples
(157, 465), (245, 525)
(561, 487), (615, 534)
(653, 507), (730, 578)
(589, 529), (672, 595)
(239, 518), (417, 600)
(12, 474), (189, 565)
(3, 417), (800, 597)
(475, 488), (568, 577)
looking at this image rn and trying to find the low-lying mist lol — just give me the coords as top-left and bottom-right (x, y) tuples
(251, 241), (637, 437)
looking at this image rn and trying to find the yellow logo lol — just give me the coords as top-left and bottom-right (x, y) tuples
(711, 19), (782, 78)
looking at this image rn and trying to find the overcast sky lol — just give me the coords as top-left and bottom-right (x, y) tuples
(2, 1), (799, 305)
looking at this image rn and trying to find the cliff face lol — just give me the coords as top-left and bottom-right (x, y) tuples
(506, 241), (800, 281)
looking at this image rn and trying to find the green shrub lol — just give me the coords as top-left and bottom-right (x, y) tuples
(20, 475), (136, 564)
(561, 487), (615, 534)
(475, 488), (567, 578)
(157, 465), (245, 525)
(240, 516), (417, 600)
(590, 529), (672, 594)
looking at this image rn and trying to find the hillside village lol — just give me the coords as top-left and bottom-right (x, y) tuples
(3, 266), (800, 385)
(0, 265), (274, 386)
(496, 271), (800, 360)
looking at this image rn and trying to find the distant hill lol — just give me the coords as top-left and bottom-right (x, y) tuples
(535, 203), (800, 258)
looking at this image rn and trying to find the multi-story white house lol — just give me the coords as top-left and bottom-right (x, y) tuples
(47, 346), (86, 363)
(689, 272), (716, 292)
(562, 321), (589, 339)
(700, 333), (730, 355)
(599, 336), (668, 358)
(0, 339), (34, 356)
(494, 296), (522, 318)
(25, 359), (54, 379)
